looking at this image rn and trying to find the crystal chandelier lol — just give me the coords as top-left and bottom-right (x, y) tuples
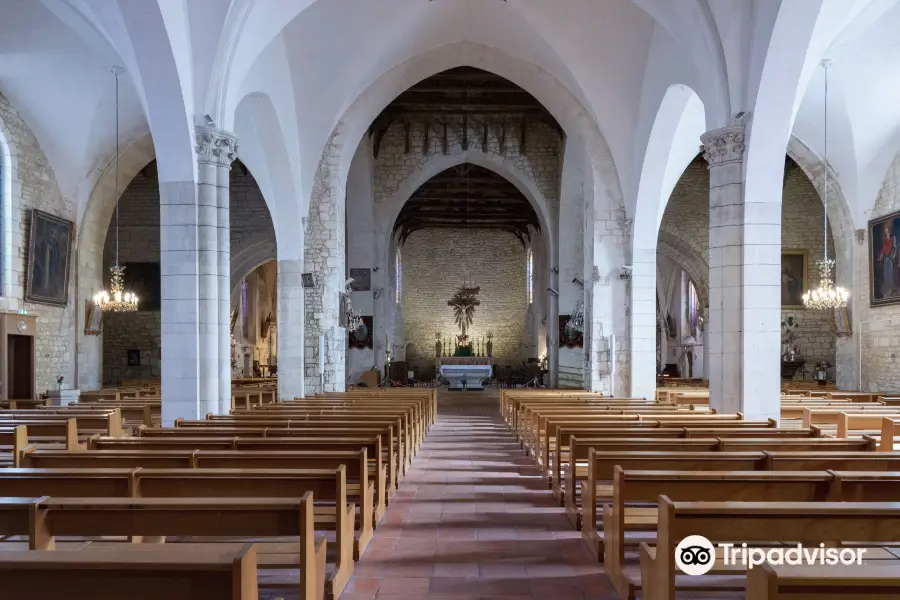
(94, 66), (138, 313)
(802, 60), (848, 311)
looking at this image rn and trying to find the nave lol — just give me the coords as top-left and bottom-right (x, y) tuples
(339, 391), (616, 600)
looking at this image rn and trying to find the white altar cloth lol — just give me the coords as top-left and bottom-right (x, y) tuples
(439, 364), (492, 390)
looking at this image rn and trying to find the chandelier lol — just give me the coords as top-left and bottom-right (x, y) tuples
(94, 66), (138, 313)
(802, 60), (847, 311)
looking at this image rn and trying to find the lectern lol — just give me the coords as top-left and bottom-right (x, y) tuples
(0, 313), (37, 401)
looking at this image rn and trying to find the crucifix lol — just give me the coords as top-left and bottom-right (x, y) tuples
(448, 284), (480, 346)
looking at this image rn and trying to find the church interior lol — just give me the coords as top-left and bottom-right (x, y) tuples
(2, 1), (900, 598)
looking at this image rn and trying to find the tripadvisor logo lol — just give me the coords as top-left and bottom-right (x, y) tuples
(675, 535), (867, 576)
(675, 535), (715, 576)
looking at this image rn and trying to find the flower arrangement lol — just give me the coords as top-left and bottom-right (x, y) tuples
(56, 375), (64, 391)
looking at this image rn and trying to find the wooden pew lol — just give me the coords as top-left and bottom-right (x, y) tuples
(18, 446), (386, 547)
(0, 424), (27, 466)
(0, 543), (263, 600)
(27, 495), (329, 599)
(639, 499), (900, 600)
(882, 417), (899, 451)
(563, 437), (874, 529)
(746, 563), (900, 599)
(131, 467), (366, 562)
(600, 469), (900, 600)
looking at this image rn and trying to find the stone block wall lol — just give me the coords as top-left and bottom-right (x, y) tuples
(0, 92), (76, 394)
(858, 151), (900, 392)
(658, 158), (837, 376)
(402, 228), (527, 367)
(101, 163), (274, 385)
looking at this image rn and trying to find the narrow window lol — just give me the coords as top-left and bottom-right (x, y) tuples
(240, 279), (249, 335)
(526, 248), (534, 304)
(395, 248), (402, 303)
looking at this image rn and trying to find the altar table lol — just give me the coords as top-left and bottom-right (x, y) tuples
(438, 357), (492, 391)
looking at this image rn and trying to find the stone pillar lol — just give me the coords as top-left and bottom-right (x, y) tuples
(702, 123), (745, 414)
(629, 254), (657, 401)
(196, 126), (237, 415)
(547, 268), (559, 387)
(304, 151), (347, 394)
(278, 258), (306, 400)
(702, 120), (780, 420)
(160, 180), (203, 424)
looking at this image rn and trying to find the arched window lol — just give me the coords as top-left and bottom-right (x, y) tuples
(526, 248), (534, 304)
(686, 279), (699, 338)
(240, 279), (249, 336)
(395, 248), (402, 303)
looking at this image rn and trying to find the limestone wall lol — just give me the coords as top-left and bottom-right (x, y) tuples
(858, 152), (900, 392)
(401, 228), (527, 368)
(0, 92), (76, 394)
(658, 158), (837, 376)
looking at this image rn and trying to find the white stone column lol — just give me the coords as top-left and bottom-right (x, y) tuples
(160, 180), (203, 424)
(702, 123), (745, 414)
(277, 258), (305, 400)
(195, 126), (237, 415)
(629, 252), (657, 400)
(702, 120), (780, 420)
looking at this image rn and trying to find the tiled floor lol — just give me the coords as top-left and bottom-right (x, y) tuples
(340, 390), (619, 600)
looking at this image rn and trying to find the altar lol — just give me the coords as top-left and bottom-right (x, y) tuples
(438, 357), (492, 391)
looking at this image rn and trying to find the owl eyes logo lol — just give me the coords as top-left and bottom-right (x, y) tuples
(675, 535), (715, 576)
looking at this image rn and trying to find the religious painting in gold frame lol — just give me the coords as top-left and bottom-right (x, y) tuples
(781, 249), (808, 308)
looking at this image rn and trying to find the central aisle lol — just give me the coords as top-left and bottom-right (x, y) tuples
(341, 391), (618, 599)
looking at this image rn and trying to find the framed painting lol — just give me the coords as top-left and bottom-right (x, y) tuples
(869, 210), (900, 307)
(122, 262), (161, 311)
(781, 250), (808, 308)
(349, 268), (371, 292)
(26, 209), (74, 307)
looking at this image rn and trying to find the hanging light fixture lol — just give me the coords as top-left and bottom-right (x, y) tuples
(94, 66), (138, 312)
(803, 59), (848, 310)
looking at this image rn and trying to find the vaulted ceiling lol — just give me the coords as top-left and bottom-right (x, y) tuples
(394, 163), (539, 245)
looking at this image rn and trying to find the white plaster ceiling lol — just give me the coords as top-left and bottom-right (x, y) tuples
(2, 0), (900, 241)
(792, 0), (900, 227)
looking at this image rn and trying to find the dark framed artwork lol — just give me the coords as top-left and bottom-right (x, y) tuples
(122, 262), (161, 311)
(349, 268), (371, 292)
(349, 316), (373, 350)
(26, 209), (74, 307)
(126, 349), (141, 366)
(869, 210), (900, 307)
(559, 315), (584, 349)
(781, 250), (808, 308)
(301, 273), (315, 288)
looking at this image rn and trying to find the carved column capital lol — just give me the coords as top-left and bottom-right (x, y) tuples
(195, 126), (239, 167)
(700, 124), (746, 167)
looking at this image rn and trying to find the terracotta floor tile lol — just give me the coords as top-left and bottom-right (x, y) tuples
(339, 393), (633, 600)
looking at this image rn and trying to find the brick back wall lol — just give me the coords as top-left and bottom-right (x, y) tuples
(101, 165), (274, 385)
(402, 228), (527, 368)
(659, 159), (837, 375)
